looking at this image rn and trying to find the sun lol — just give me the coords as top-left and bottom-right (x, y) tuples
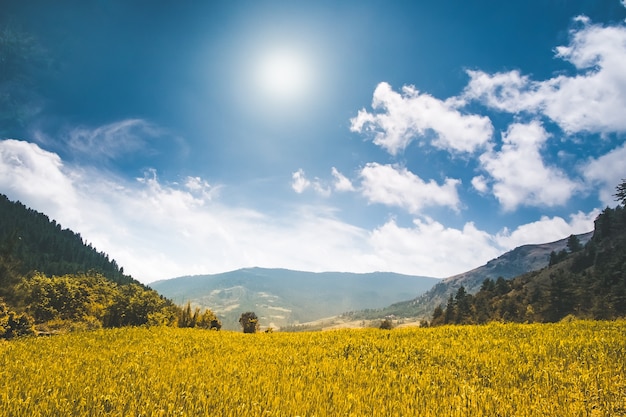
(255, 48), (312, 103)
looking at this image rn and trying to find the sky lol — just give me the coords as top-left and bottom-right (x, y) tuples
(1, 0), (625, 284)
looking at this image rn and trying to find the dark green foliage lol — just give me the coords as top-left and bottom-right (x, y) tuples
(379, 318), (393, 330)
(548, 250), (569, 266)
(0, 194), (187, 333)
(11, 272), (179, 329)
(0, 301), (34, 339)
(0, 194), (137, 285)
(178, 301), (221, 330)
(615, 179), (626, 206)
(239, 311), (259, 333)
(566, 234), (583, 253)
(433, 200), (626, 325)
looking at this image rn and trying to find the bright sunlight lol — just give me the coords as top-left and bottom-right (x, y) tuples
(255, 48), (312, 103)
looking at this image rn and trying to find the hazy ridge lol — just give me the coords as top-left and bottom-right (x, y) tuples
(150, 268), (439, 330)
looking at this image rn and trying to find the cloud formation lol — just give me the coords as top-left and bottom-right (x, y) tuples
(463, 18), (626, 134)
(583, 142), (626, 205)
(331, 167), (354, 192)
(495, 210), (600, 250)
(0, 139), (597, 282)
(359, 163), (461, 213)
(350, 82), (493, 155)
(476, 121), (579, 211)
(291, 169), (331, 196)
(348, 16), (626, 214)
(291, 169), (310, 193)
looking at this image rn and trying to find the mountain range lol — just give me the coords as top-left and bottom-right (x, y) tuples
(150, 268), (439, 330)
(151, 231), (593, 330)
(343, 232), (593, 322)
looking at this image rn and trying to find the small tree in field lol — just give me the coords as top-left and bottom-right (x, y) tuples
(379, 318), (393, 330)
(239, 311), (259, 333)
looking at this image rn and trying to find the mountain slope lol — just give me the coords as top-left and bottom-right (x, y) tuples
(431, 205), (626, 324)
(344, 232), (593, 321)
(0, 194), (181, 333)
(150, 268), (440, 330)
(0, 193), (136, 285)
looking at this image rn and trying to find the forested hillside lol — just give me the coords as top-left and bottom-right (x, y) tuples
(432, 202), (626, 325)
(0, 194), (132, 284)
(0, 194), (219, 338)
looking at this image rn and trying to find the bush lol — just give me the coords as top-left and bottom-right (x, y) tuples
(0, 301), (34, 339)
(379, 319), (393, 330)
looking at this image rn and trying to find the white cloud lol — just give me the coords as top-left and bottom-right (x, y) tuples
(350, 82), (493, 155)
(478, 121), (579, 211)
(62, 119), (165, 159)
(464, 18), (626, 134)
(184, 176), (220, 201)
(291, 169), (311, 193)
(471, 175), (489, 194)
(583, 142), (626, 206)
(331, 167), (354, 192)
(0, 139), (603, 284)
(359, 163), (461, 213)
(462, 70), (543, 113)
(367, 218), (501, 278)
(0, 139), (82, 221)
(291, 169), (331, 196)
(495, 210), (598, 250)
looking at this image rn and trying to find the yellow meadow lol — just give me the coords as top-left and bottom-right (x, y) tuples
(0, 321), (624, 416)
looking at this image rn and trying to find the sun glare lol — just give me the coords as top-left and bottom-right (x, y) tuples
(256, 49), (312, 103)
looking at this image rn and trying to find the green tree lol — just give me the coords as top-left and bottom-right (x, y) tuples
(455, 286), (472, 324)
(566, 234), (583, 253)
(197, 309), (221, 330)
(178, 302), (194, 328)
(443, 294), (455, 324)
(431, 305), (444, 324)
(0, 301), (34, 339)
(0, 231), (23, 302)
(379, 318), (393, 330)
(239, 311), (259, 333)
(614, 179), (626, 206)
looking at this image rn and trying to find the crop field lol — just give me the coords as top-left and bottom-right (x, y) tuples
(1, 321), (625, 416)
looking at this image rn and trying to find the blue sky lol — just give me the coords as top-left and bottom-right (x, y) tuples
(1, 0), (625, 283)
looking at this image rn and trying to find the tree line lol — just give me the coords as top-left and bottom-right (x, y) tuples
(0, 194), (135, 284)
(0, 194), (222, 338)
(431, 182), (626, 325)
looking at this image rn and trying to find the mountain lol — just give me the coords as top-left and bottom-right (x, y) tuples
(343, 231), (593, 321)
(150, 268), (440, 330)
(431, 205), (626, 324)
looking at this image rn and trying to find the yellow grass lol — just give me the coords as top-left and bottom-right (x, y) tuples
(1, 321), (625, 416)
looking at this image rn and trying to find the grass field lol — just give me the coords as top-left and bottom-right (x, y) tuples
(1, 321), (625, 416)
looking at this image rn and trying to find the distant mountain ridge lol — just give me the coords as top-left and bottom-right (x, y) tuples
(349, 232), (594, 320)
(150, 268), (440, 330)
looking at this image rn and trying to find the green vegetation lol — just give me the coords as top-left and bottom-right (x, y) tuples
(0, 194), (133, 283)
(1, 321), (624, 416)
(0, 194), (220, 336)
(239, 311), (260, 333)
(432, 194), (626, 325)
(178, 301), (221, 330)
